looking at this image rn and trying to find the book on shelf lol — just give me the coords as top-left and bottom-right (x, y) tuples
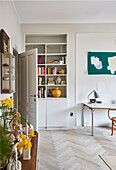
(38, 88), (46, 98)
(47, 67), (57, 75)
(48, 81), (55, 85)
(38, 67), (45, 75)
(39, 77), (42, 85)
(61, 56), (67, 64)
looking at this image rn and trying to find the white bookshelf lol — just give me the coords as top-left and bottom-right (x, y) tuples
(25, 34), (67, 99)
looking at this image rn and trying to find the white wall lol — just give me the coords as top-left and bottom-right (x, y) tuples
(76, 33), (116, 126)
(21, 23), (116, 127)
(0, 1), (20, 99)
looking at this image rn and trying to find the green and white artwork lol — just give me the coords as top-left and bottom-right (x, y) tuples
(88, 52), (116, 75)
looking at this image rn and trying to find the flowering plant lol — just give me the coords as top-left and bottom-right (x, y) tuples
(0, 98), (14, 109)
(0, 98), (31, 164)
(17, 130), (35, 152)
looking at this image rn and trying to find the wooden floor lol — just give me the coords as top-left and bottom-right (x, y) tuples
(38, 127), (116, 170)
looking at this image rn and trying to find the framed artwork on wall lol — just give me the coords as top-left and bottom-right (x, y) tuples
(0, 29), (10, 53)
(88, 51), (116, 75)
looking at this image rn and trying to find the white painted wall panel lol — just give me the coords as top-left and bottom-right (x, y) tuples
(76, 33), (116, 126)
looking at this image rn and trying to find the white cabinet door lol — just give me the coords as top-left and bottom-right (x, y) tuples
(38, 100), (47, 128)
(18, 49), (38, 131)
(47, 100), (68, 127)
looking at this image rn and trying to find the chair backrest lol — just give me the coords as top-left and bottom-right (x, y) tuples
(108, 109), (116, 120)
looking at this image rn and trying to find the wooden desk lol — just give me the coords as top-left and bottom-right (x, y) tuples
(19, 131), (38, 170)
(82, 102), (116, 136)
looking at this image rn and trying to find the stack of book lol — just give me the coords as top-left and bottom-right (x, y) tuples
(48, 78), (55, 85)
(47, 67), (57, 74)
(38, 88), (46, 98)
(38, 67), (45, 75)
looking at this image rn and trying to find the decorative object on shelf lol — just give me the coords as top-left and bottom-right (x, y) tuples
(61, 81), (65, 85)
(48, 77), (55, 85)
(0, 29), (10, 53)
(38, 56), (42, 64)
(42, 80), (45, 85)
(57, 76), (61, 84)
(60, 60), (63, 64)
(52, 87), (61, 98)
(48, 89), (53, 97)
(53, 60), (59, 64)
(59, 69), (65, 74)
(87, 90), (100, 104)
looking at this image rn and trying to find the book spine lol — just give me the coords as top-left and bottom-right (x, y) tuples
(39, 67), (41, 75)
(38, 67), (39, 75)
(65, 56), (67, 64)
(39, 77), (41, 85)
(48, 68), (49, 75)
(39, 89), (41, 98)
(41, 88), (44, 98)
(44, 67), (45, 74)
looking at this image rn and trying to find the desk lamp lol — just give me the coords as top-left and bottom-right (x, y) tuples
(87, 90), (100, 104)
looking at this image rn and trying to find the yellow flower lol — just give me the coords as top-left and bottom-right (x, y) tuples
(22, 138), (28, 146)
(3, 98), (12, 108)
(4, 98), (9, 104)
(0, 100), (4, 105)
(17, 142), (23, 152)
(24, 140), (32, 150)
(9, 98), (14, 105)
(19, 134), (26, 140)
(29, 130), (35, 138)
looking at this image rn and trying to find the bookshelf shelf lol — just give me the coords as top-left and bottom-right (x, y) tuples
(26, 42), (66, 45)
(37, 64), (67, 66)
(25, 34), (67, 99)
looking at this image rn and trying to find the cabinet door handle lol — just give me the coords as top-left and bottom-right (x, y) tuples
(30, 94), (36, 97)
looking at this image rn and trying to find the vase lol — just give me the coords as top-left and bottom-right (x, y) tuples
(23, 148), (31, 160)
(52, 88), (61, 98)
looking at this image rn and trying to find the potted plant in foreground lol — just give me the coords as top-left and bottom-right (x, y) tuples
(0, 126), (11, 169)
(0, 98), (31, 168)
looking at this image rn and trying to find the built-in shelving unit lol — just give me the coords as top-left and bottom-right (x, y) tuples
(25, 34), (67, 99)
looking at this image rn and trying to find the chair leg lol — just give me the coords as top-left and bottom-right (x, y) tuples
(112, 120), (114, 136)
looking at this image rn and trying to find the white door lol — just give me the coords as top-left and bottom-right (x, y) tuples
(18, 49), (38, 131)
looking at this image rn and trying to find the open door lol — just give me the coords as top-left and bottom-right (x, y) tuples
(18, 49), (38, 131)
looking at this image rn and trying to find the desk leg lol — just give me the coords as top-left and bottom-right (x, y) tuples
(91, 109), (94, 136)
(82, 104), (84, 127)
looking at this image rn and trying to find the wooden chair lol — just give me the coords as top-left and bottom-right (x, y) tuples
(108, 109), (116, 136)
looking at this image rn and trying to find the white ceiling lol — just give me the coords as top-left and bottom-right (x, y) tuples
(12, 0), (116, 23)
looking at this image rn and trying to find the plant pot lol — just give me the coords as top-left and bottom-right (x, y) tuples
(0, 159), (8, 169)
(23, 148), (31, 160)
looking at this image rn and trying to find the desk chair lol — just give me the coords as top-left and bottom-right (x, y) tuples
(108, 109), (116, 136)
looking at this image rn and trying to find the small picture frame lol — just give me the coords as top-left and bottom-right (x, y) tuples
(0, 29), (10, 53)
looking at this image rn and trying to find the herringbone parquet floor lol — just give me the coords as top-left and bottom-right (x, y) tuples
(38, 127), (116, 170)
